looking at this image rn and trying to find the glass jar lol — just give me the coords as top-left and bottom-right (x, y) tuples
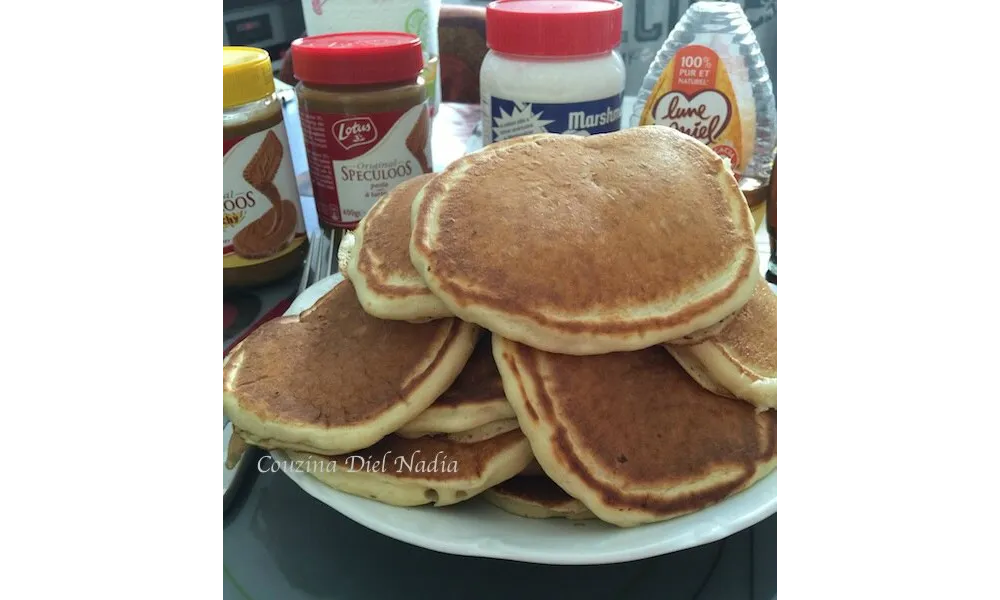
(480, 0), (626, 145)
(223, 47), (308, 289)
(291, 32), (433, 235)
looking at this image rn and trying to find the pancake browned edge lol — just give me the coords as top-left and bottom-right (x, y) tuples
(397, 333), (515, 438)
(284, 430), (533, 507)
(442, 418), (520, 443)
(668, 309), (738, 346)
(666, 280), (777, 410)
(483, 476), (596, 520)
(411, 126), (759, 355)
(223, 278), (479, 455)
(494, 334), (776, 528)
(346, 173), (452, 321)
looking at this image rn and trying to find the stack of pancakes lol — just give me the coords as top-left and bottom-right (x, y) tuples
(223, 126), (777, 527)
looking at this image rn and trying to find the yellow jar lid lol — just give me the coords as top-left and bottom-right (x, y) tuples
(223, 47), (275, 109)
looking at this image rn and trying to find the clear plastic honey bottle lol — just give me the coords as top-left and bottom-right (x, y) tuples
(631, 1), (776, 189)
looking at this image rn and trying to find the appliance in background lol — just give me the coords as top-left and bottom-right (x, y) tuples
(223, 0), (305, 73)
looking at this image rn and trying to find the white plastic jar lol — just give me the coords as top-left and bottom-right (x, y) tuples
(480, 0), (625, 145)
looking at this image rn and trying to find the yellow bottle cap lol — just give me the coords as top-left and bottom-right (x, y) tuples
(223, 47), (276, 109)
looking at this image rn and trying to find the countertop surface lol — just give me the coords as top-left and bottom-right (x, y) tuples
(225, 467), (776, 600)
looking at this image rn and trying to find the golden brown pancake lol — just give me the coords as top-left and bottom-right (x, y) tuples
(397, 333), (515, 438)
(483, 476), (595, 520)
(346, 132), (543, 308)
(223, 278), (478, 455)
(494, 335), (776, 528)
(284, 429), (533, 507)
(666, 280), (777, 409)
(346, 174), (452, 321)
(410, 127), (760, 355)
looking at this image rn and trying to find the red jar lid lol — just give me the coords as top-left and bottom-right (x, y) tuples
(291, 32), (424, 85)
(486, 0), (623, 57)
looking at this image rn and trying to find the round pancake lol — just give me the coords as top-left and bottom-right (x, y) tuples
(666, 280), (777, 409)
(396, 333), (515, 438)
(410, 126), (759, 355)
(493, 335), (777, 528)
(346, 174), (452, 321)
(223, 278), (479, 455)
(483, 476), (595, 520)
(284, 430), (533, 507)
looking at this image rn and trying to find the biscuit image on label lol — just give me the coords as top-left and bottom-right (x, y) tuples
(257, 181), (281, 206)
(243, 131), (284, 191)
(232, 199), (298, 259)
(406, 109), (432, 173)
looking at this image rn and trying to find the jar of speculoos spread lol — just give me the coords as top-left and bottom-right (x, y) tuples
(291, 32), (433, 232)
(223, 47), (308, 289)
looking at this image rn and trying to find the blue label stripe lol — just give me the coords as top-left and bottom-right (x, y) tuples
(489, 93), (624, 142)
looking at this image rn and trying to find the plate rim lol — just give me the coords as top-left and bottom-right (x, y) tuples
(269, 273), (776, 565)
(271, 447), (776, 565)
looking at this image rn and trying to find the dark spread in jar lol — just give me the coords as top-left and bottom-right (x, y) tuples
(223, 47), (307, 289)
(292, 32), (433, 231)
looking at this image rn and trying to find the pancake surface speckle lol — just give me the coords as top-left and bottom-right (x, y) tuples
(411, 127), (759, 355)
(223, 278), (478, 455)
(494, 335), (776, 527)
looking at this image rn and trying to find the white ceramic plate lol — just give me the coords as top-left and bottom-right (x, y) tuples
(271, 273), (777, 565)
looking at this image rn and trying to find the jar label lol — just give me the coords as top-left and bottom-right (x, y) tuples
(637, 45), (749, 179)
(223, 121), (306, 266)
(483, 93), (624, 144)
(299, 103), (432, 228)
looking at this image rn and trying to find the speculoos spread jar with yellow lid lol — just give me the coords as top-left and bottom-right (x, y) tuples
(223, 46), (308, 289)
